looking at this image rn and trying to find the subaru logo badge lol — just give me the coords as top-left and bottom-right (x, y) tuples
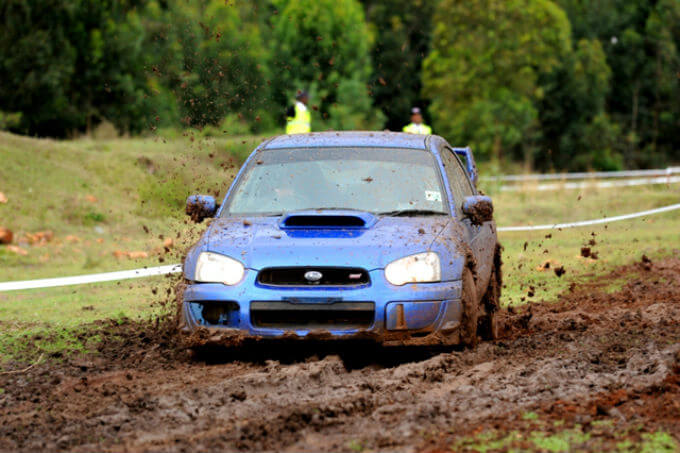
(304, 270), (323, 282)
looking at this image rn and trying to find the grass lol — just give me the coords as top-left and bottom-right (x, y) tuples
(0, 131), (678, 362)
(448, 423), (679, 453)
(485, 181), (680, 304)
(0, 131), (263, 280)
(0, 276), (174, 363)
(0, 130), (261, 362)
(0, 277), (168, 326)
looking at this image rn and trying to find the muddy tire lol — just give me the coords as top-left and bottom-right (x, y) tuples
(478, 245), (502, 341)
(174, 279), (188, 330)
(478, 269), (500, 341)
(459, 267), (479, 348)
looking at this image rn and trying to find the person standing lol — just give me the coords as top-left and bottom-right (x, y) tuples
(402, 107), (432, 135)
(285, 90), (311, 134)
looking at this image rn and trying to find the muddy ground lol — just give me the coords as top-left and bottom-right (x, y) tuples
(1, 256), (679, 452)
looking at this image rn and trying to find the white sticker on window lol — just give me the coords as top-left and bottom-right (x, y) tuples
(425, 190), (442, 202)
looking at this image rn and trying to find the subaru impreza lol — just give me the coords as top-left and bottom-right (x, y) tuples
(180, 132), (501, 346)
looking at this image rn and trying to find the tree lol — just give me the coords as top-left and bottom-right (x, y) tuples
(270, 0), (383, 129)
(0, 0), (150, 136)
(537, 38), (621, 170)
(142, 0), (272, 130)
(557, 0), (680, 167)
(422, 0), (572, 162)
(361, 0), (436, 130)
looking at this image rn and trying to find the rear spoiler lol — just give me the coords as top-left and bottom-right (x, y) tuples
(451, 147), (478, 187)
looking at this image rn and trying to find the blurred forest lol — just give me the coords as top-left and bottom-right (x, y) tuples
(0, 0), (678, 170)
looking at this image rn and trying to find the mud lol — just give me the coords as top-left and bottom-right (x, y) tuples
(1, 256), (680, 452)
(464, 199), (494, 226)
(185, 199), (213, 224)
(0, 227), (13, 244)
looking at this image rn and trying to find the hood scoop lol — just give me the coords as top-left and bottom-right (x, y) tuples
(280, 210), (376, 229)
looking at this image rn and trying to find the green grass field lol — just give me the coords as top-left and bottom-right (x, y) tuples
(1, 131), (678, 362)
(490, 181), (680, 304)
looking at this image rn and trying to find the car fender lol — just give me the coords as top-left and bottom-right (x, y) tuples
(183, 235), (211, 281)
(428, 219), (471, 283)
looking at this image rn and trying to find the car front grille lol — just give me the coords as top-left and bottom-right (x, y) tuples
(250, 301), (374, 330)
(257, 267), (370, 287)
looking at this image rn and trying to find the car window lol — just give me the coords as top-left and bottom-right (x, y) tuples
(456, 152), (471, 179)
(223, 147), (448, 215)
(440, 147), (474, 214)
(452, 153), (475, 197)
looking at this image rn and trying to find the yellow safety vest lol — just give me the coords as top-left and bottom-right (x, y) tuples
(402, 123), (432, 135)
(286, 102), (311, 134)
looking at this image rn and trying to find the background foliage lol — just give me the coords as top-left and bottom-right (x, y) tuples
(270, 0), (384, 130)
(423, 0), (572, 165)
(0, 0), (678, 170)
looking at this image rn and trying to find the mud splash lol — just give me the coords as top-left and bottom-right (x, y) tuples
(464, 198), (494, 226)
(1, 256), (679, 452)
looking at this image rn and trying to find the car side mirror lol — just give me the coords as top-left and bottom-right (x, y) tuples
(186, 195), (217, 223)
(462, 195), (493, 225)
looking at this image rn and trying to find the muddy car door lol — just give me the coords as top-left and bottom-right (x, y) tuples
(439, 146), (495, 287)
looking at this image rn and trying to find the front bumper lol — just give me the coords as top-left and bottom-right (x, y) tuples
(181, 269), (463, 345)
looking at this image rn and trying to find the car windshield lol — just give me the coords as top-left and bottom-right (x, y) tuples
(223, 147), (448, 216)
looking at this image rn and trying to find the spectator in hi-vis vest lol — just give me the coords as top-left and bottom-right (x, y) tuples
(402, 107), (432, 135)
(285, 90), (311, 134)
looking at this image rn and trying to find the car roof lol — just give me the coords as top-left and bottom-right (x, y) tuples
(262, 131), (430, 150)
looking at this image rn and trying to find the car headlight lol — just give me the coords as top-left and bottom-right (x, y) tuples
(385, 252), (441, 286)
(194, 252), (245, 285)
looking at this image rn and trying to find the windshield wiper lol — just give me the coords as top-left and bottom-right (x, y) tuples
(379, 209), (449, 217)
(305, 207), (359, 211)
(267, 208), (358, 217)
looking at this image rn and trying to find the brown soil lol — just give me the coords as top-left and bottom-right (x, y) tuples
(1, 256), (679, 452)
(185, 199), (212, 224)
(0, 227), (13, 244)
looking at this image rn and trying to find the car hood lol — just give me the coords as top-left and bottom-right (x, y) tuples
(204, 214), (451, 270)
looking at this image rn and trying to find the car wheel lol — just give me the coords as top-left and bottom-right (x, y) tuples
(459, 267), (479, 348)
(478, 268), (500, 341)
(174, 279), (187, 328)
(478, 246), (502, 341)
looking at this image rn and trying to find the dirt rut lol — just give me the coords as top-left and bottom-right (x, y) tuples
(1, 257), (679, 452)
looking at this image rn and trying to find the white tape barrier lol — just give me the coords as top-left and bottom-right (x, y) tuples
(482, 166), (680, 182)
(499, 175), (680, 192)
(1, 203), (679, 292)
(497, 202), (680, 232)
(0, 264), (182, 292)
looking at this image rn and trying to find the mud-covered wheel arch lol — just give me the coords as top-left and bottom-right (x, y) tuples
(478, 243), (502, 341)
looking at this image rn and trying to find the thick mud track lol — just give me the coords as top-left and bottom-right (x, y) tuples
(1, 257), (680, 452)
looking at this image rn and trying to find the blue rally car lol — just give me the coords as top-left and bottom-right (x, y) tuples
(180, 132), (501, 346)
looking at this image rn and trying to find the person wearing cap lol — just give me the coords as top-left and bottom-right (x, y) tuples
(285, 91), (311, 134)
(402, 107), (432, 135)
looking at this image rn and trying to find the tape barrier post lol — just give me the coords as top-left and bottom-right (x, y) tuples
(1, 203), (679, 292)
